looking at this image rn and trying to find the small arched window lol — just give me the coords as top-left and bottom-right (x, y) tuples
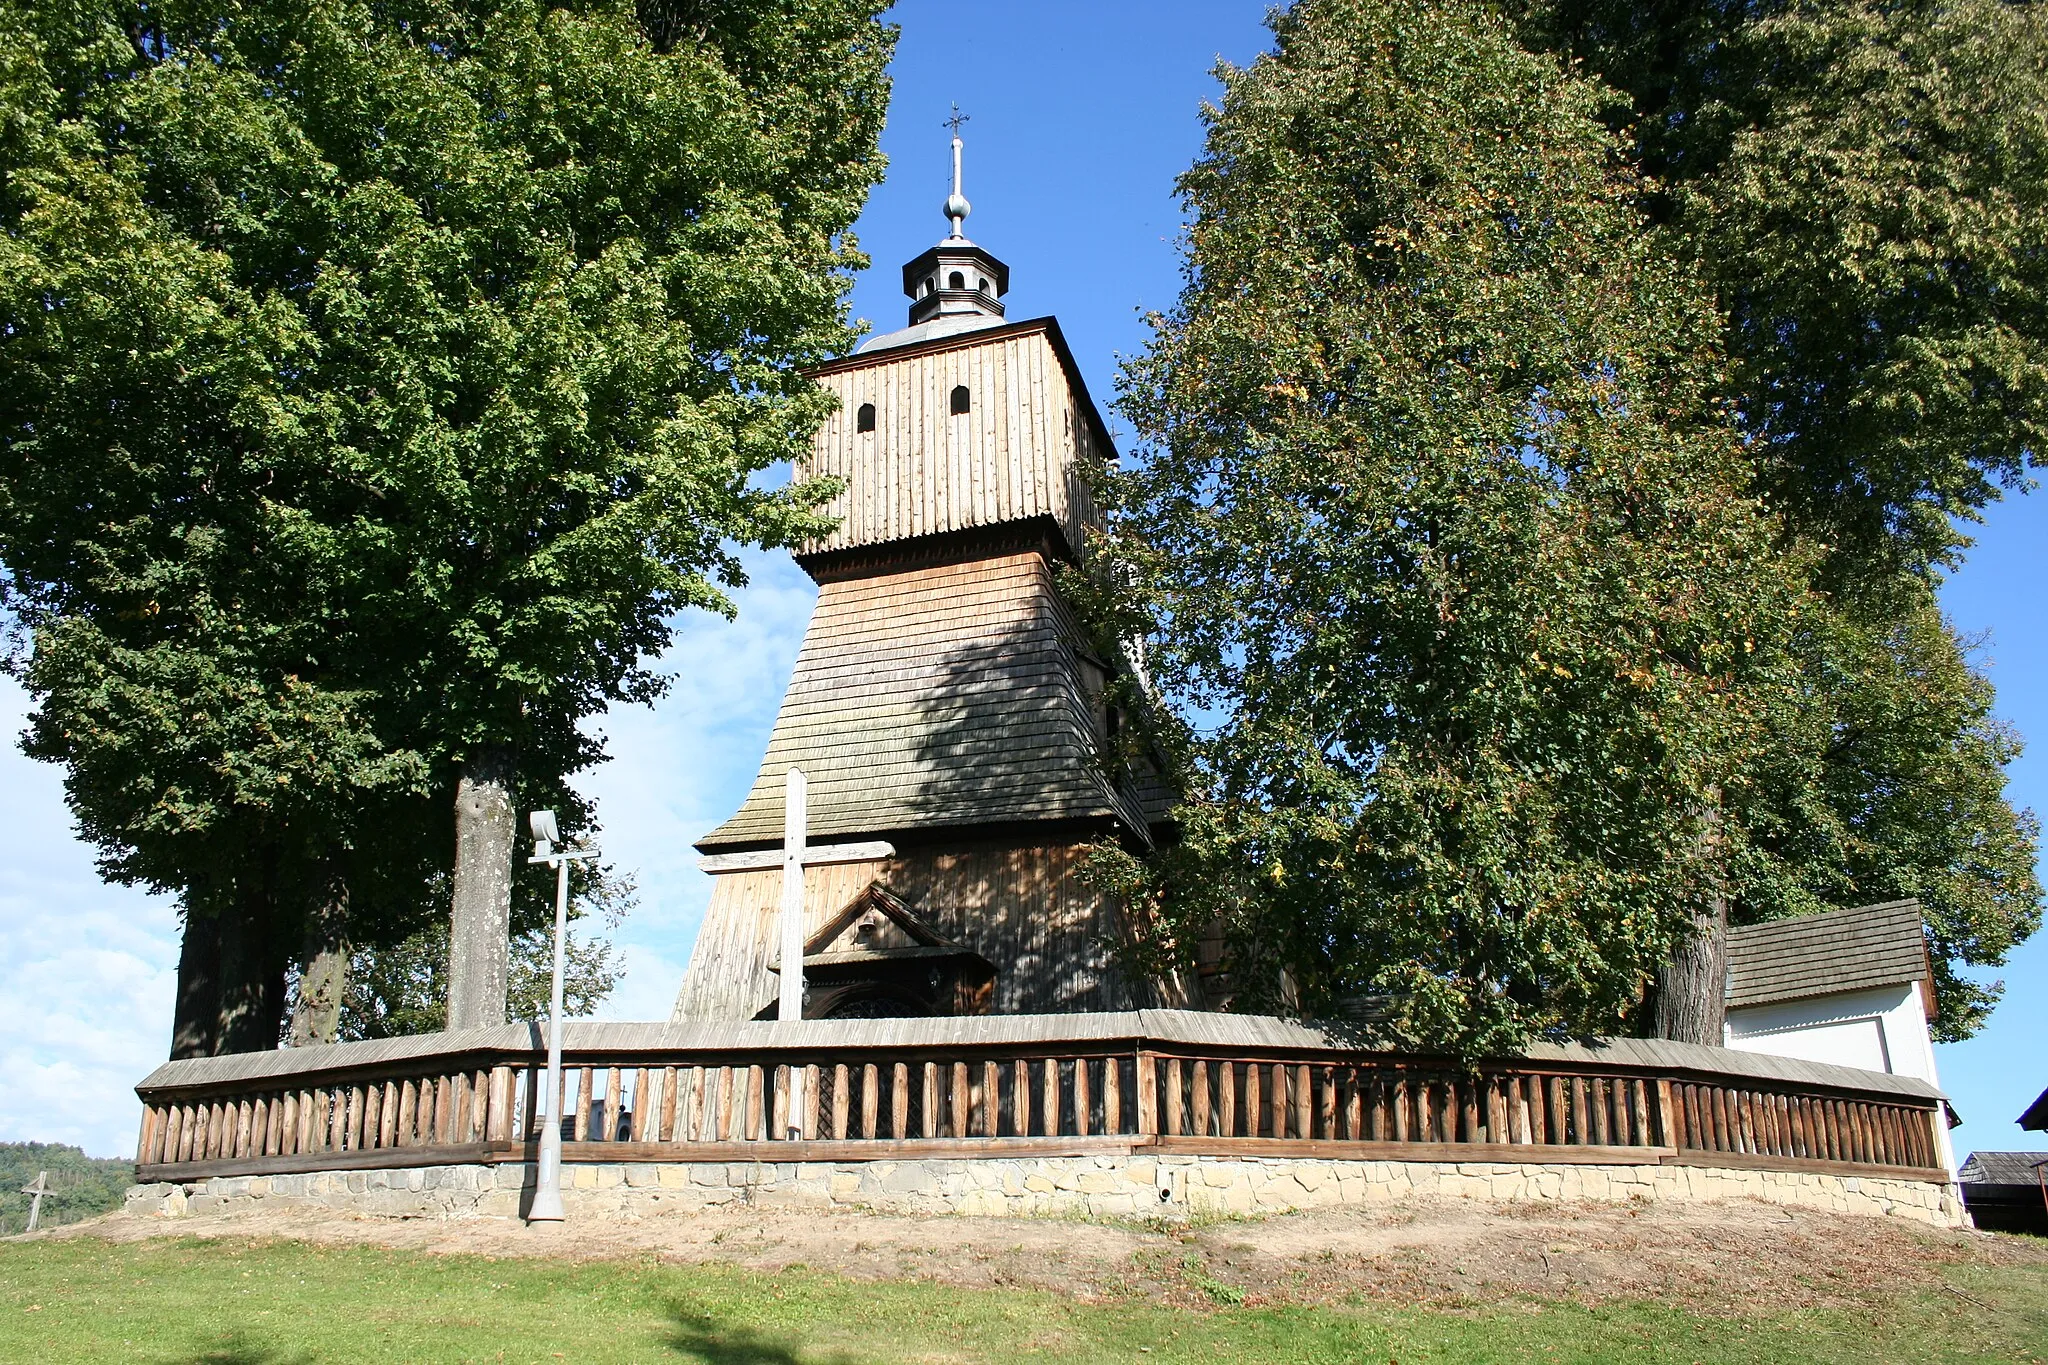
(948, 270), (965, 289)
(856, 402), (876, 433)
(949, 384), (971, 416)
(978, 277), (990, 293)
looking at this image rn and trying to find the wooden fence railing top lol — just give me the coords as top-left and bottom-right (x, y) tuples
(135, 1010), (1946, 1107)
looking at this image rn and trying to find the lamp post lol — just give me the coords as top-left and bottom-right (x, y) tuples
(524, 809), (598, 1225)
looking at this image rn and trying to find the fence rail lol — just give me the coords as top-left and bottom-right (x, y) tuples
(133, 1015), (1949, 1183)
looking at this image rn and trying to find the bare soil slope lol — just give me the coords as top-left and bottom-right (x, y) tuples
(61, 1196), (2048, 1313)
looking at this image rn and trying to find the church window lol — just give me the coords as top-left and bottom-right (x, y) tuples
(948, 270), (965, 289)
(978, 276), (989, 292)
(950, 384), (971, 415)
(856, 402), (876, 433)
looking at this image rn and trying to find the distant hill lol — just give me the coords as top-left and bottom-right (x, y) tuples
(0, 1142), (133, 1233)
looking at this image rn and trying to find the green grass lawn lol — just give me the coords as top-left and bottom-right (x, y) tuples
(1, 1235), (2044, 1364)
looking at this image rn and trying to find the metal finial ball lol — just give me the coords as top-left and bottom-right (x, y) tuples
(945, 192), (971, 223)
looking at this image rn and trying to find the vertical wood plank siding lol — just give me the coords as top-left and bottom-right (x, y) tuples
(805, 329), (1099, 560)
(672, 840), (1151, 1022)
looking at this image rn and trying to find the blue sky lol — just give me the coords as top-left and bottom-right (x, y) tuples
(2, 0), (2041, 1164)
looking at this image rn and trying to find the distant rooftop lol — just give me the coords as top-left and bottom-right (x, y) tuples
(1959, 1150), (2048, 1186)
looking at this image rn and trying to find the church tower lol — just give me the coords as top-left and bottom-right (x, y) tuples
(671, 131), (1175, 1022)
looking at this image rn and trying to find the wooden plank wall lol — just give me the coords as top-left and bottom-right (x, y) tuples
(805, 328), (1101, 558)
(671, 859), (888, 1023)
(668, 841), (1154, 1023)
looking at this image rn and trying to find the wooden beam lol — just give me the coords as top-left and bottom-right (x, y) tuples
(1144, 1135), (1679, 1165)
(697, 841), (895, 875)
(1661, 1149), (1947, 1181)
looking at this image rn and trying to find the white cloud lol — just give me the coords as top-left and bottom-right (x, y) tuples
(0, 676), (181, 1157)
(576, 546), (817, 1018)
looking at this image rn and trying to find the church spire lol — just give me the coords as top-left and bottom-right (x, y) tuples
(901, 109), (1008, 327)
(944, 104), (971, 240)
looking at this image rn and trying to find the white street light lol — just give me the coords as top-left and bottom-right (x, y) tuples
(524, 808), (599, 1225)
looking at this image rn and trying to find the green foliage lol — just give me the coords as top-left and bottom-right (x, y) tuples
(0, 1144), (130, 1232)
(0, 0), (893, 1037)
(328, 867), (634, 1039)
(1790, 596), (2040, 1040)
(1099, 0), (1809, 1051)
(1518, 0), (2048, 587)
(1513, 0), (2046, 1036)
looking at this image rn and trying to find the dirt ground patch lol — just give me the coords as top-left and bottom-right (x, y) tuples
(57, 1196), (2048, 1314)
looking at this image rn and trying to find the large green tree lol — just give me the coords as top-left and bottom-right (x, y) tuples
(1514, 0), (2045, 1037)
(1098, 0), (1812, 1053)
(0, 0), (892, 1052)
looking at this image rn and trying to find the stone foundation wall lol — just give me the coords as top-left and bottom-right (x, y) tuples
(125, 1153), (1967, 1228)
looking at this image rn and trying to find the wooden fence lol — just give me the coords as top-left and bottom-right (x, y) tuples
(133, 1015), (1949, 1183)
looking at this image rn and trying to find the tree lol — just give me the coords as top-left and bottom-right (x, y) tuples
(0, 0), (893, 1049)
(1098, 0), (1810, 1053)
(1513, 0), (2046, 1032)
(0, 1143), (132, 1230)
(16, 614), (434, 1055)
(1516, 0), (2048, 586)
(321, 868), (633, 1041)
(1743, 597), (2043, 1040)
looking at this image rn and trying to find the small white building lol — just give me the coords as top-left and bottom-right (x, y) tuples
(1723, 898), (1955, 1171)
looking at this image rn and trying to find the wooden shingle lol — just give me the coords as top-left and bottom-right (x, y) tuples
(1725, 899), (1931, 1010)
(698, 550), (1146, 852)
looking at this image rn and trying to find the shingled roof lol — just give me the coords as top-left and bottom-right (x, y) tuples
(697, 550), (1148, 852)
(1959, 1151), (2048, 1186)
(1725, 899), (1932, 1011)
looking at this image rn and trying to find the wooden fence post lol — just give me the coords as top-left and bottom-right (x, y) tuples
(1136, 1051), (1158, 1136)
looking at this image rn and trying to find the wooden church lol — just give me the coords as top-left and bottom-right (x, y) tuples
(671, 137), (1181, 1023)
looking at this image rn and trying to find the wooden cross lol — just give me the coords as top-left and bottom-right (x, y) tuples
(697, 768), (893, 1140)
(21, 1171), (47, 1233)
(694, 768), (894, 1025)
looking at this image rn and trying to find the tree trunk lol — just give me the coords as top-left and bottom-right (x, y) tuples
(170, 910), (222, 1060)
(215, 879), (289, 1054)
(1654, 874), (1729, 1046)
(288, 870), (350, 1047)
(448, 745), (517, 1031)
(1654, 796), (1732, 1046)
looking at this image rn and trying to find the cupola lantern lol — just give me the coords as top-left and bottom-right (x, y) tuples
(902, 115), (1008, 326)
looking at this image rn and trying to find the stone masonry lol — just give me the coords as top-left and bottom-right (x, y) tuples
(125, 1154), (1967, 1228)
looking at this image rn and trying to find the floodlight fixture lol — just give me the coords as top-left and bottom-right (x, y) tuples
(530, 809), (560, 855)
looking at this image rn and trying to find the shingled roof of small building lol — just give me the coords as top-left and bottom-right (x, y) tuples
(1959, 1150), (2048, 1186)
(1725, 898), (1932, 1011)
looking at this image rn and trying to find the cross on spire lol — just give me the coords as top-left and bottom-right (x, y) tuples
(943, 105), (972, 239)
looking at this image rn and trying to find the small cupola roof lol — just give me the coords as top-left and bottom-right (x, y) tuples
(900, 115), (1008, 327)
